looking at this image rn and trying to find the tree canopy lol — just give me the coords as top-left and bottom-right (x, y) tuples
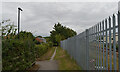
(50, 22), (77, 46)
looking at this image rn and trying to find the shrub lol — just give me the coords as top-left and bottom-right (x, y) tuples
(2, 38), (35, 71)
(2, 31), (52, 71)
(34, 43), (49, 58)
(48, 42), (53, 48)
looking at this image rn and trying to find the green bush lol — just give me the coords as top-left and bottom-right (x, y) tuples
(48, 42), (53, 48)
(2, 31), (52, 71)
(1, 21), (51, 71)
(2, 38), (35, 71)
(34, 43), (49, 58)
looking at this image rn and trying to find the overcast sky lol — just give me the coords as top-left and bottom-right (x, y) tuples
(2, 2), (118, 37)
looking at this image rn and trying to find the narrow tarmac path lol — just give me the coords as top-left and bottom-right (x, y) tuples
(36, 47), (58, 71)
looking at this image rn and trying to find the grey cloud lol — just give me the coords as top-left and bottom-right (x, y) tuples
(2, 2), (118, 36)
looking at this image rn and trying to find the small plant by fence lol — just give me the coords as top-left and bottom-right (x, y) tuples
(61, 9), (120, 70)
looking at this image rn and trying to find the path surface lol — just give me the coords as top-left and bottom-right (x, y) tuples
(50, 47), (57, 60)
(36, 47), (58, 71)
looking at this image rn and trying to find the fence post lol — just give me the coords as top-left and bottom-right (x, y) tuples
(102, 20), (105, 70)
(86, 29), (89, 70)
(118, 11), (120, 72)
(105, 19), (108, 70)
(96, 25), (98, 70)
(113, 14), (117, 70)
(118, 2), (120, 71)
(109, 16), (112, 70)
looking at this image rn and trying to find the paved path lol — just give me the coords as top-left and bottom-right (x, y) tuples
(36, 47), (58, 70)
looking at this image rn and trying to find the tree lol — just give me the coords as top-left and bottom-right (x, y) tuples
(15, 31), (35, 40)
(55, 34), (62, 46)
(50, 22), (77, 46)
(36, 36), (42, 38)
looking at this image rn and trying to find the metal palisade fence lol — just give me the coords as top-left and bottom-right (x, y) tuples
(61, 9), (120, 70)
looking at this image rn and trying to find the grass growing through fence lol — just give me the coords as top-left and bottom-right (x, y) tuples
(103, 53), (118, 70)
(54, 47), (82, 70)
(95, 43), (119, 70)
(96, 52), (118, 70)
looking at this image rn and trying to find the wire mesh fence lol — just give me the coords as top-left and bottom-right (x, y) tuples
(61, 11), (120, 70)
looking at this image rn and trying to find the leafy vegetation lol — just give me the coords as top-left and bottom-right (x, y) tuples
(1, 20), (53, 71)
(2, 36), (35, 71)
(36, 47), (55, 61)
(50, 22), (77, 46)
(1, 20), (77, 71)
(34, 43), (49, 58)
(44, 36), (51, 42)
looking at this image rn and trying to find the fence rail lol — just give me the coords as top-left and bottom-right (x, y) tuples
(61, 11), (120, 70)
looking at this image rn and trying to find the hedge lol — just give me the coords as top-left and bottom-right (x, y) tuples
(2, 38), (52, 71)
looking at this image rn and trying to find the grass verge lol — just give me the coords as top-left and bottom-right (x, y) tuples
(54, 47), (82, 70)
